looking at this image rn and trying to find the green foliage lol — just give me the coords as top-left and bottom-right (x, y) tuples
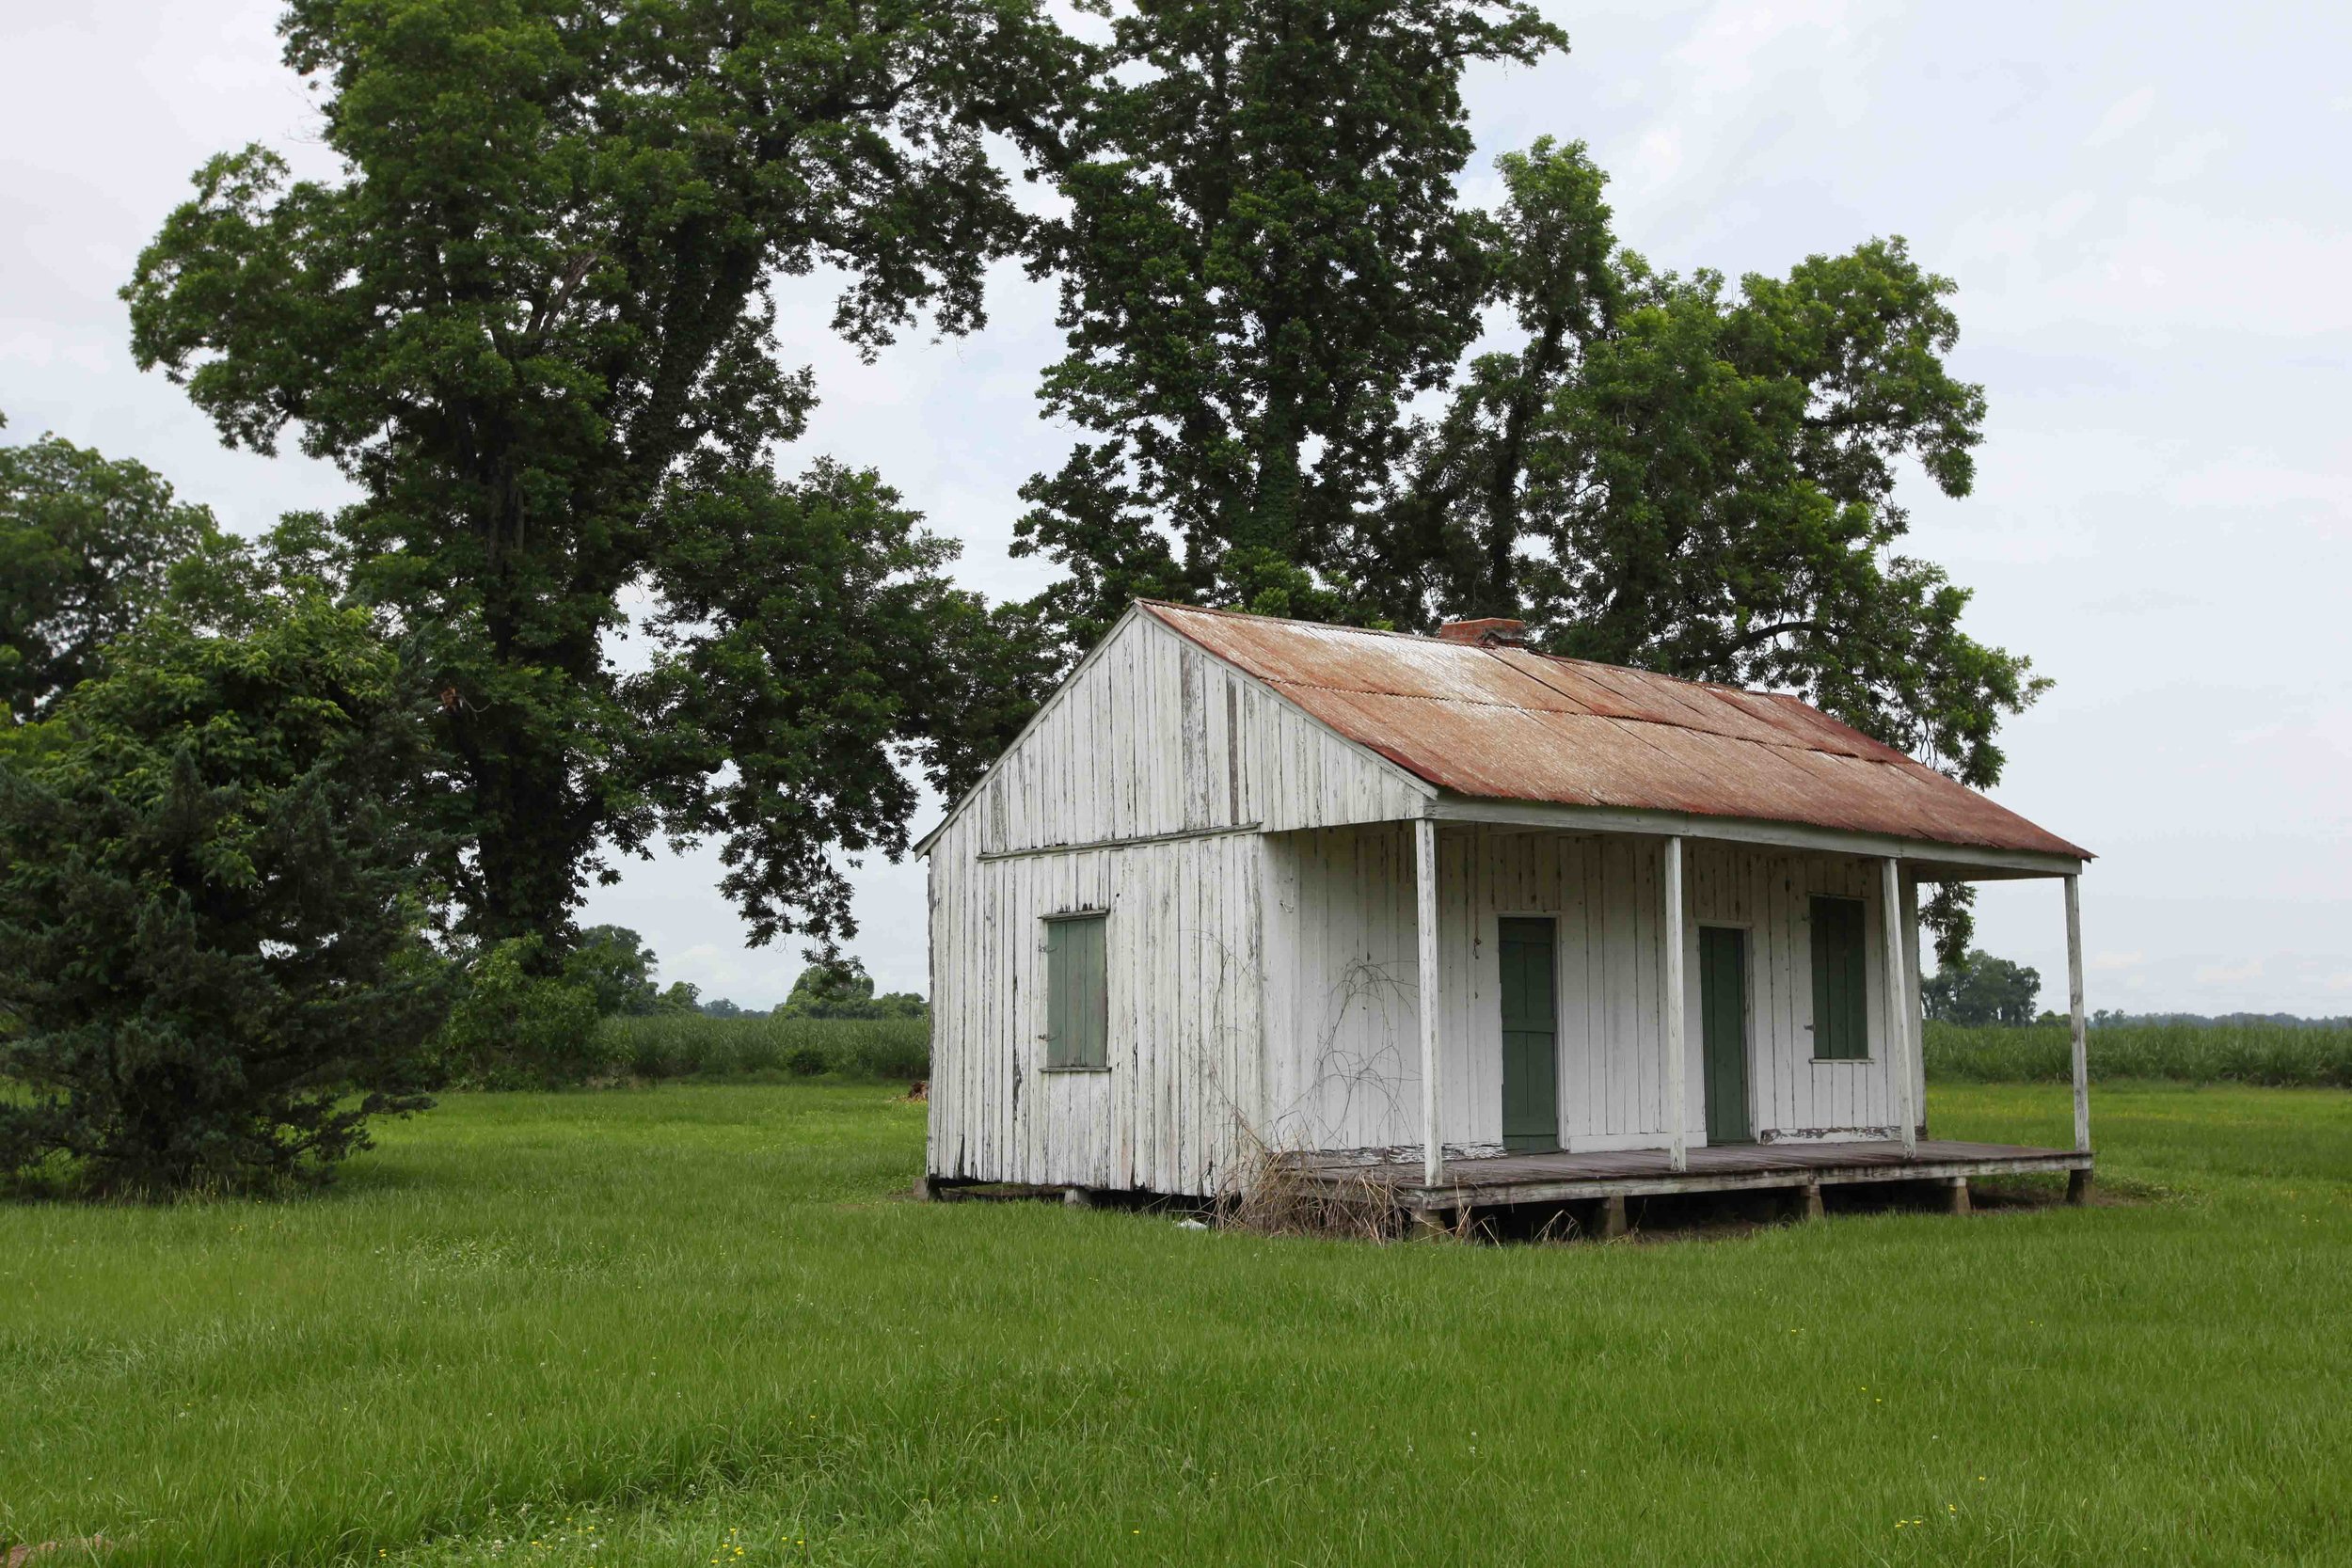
(629, 462), (1014, 944)
(1014, 0), (1565, 656)
(2, 1083), (2348, 1563)
(123, 0), (1077, 951)
(596, 1012), (930, 1081)
(561, 925), (666, 1018)
(0, 413), (222, 722)
(432, 936), (609, 1089)
(0, 561), (445, 1196)
(778, 957), (926, 1021)
(1017, 119), (2042, 958)
(1924, 1019), (2352, 1088)
(1923, 948), (2042, 1027)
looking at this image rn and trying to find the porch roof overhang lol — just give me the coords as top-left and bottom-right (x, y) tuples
(1421, 796), (2085, 881)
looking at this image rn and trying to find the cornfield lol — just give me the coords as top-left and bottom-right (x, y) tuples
(1922, 1019), (2352, 1088)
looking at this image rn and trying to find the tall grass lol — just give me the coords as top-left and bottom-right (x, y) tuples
(3, 1081), (2349, 1565)
(594, 1012), (930, 1082)
(1923, 1018), (2352, 1087)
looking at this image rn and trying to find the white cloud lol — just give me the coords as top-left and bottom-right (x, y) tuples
(2090, 951), (2144, 972)
(2194, 959), (2265, 986)
(2086, 86), (2156, 146)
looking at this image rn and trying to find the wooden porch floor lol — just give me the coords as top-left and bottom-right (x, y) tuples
(1290, 1139), (2092, 1212)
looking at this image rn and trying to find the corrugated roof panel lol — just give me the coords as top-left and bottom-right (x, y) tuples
(1140, 602), (2089, 861)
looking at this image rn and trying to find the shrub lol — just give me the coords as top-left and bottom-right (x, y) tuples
(433, 938), (613, 1088)
(0, 589), (445, 1196)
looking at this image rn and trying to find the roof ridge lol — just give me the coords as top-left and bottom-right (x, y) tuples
(1139, 597), (1824, 714)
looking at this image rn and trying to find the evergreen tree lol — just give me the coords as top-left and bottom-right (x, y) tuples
(0, 551), (445, 1195)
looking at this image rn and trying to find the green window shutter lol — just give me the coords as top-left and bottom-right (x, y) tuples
(1809, 895), (1868, 1060)
(1044, 913), (1108, 1069)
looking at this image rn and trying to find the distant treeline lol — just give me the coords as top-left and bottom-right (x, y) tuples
(1924, 1019), (2352, 1088)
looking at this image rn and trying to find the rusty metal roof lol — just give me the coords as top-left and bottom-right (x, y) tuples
(1141, 601), (2089, 861)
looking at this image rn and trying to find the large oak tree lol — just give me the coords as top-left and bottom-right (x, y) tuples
(125, 0), (1076, 950)
(1012, 0), (1565, 658)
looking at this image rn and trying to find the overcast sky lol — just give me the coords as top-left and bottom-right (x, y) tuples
(5, 2), (2346, 1013)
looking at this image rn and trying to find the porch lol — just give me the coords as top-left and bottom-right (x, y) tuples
(1289, 1136), (2095, 1219)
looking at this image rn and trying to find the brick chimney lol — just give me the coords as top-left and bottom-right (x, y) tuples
(1436, 617), (1530, 647)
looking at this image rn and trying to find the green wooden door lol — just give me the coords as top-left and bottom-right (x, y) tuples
(1498, 917), (1559, 1153)
(1699, 926), (1752, 1145)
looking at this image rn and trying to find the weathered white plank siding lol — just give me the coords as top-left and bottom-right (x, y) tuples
(926, 803), (1267, 1195)
(1252, 827), (1918, 1165)
(961, 612), (1428, 859)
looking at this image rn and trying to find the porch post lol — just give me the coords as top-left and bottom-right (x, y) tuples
(2066, 874), (2090, 1153)
(1881, 857), (1916, 1158)
(1901, 871), (1924, 1138)
(1416, 816), (1442, 1189)
(1663, 835), (1688, 1173)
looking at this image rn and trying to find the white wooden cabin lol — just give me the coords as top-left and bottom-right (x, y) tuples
(918, 603), (2095, 1217)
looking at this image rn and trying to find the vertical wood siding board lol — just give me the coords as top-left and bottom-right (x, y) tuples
(1092, 854), (1112, 1182)
(1596, 839), (1620, 1140)
(1453, 832), (1478, 1148)
(1015, 860), (1032, 1179)
(1232, 835), (1255, 1176)
(1125, 848), (1144, 1185)
(1172, 841), (1193, 1188)
(1144, 849), (1165, 1189)
(1153, 845), (1175, 1190)
(1632, 839), (1654, 1135)
(1561, 836), (1586, 1139)
(1179, 648), (1202, 832)
(1022, 860), (1042, 1182)
(1088, 648), (1107, 842)
(1645, 840), (1664, 1136)
(982, 857), (1001, 1180)
(970, 849), (987, 1180)
(1161, 630), (1182, 833)
(1133, 629), (1156, 838)
(1243, 837), (1265, 1158)
(1164, 844), (1182, 1190)
(1628, 839), (1648, 1136)
(952, 824), (970, 1177)
(1580, 841), (1598, 1141)
(1438, 832), (1459, 1148)
(972, 831), (990, 1178)
(1263, 837), (1289, 1149)
(1119, 632), (1137, 840)
(1223, 679), (1241, 827)
(926, 849), (945, 1176)
(1592, 839), (1613, 1141)
(1777, 852), (1797, 1134)
(1185, 838), (1206, 1190)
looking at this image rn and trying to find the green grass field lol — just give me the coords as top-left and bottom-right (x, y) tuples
(4, 1082), (2347, 1567)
